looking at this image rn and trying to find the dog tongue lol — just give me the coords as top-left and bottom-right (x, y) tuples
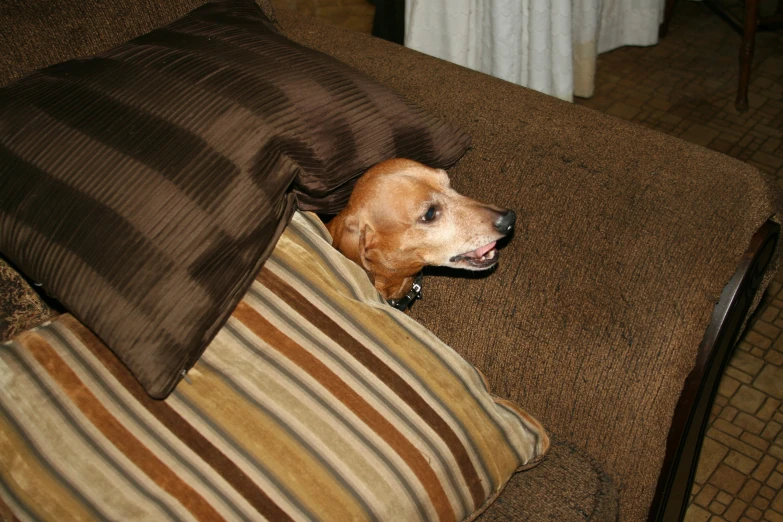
(467, 241), (497, 259)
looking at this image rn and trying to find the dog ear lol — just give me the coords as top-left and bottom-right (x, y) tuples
(358, 224), (378, 283)
(358, 224), (425, 301)
(328, 212), (358, 250)
(436, 168), (451, 188)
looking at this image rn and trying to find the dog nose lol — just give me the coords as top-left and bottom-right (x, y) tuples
(494, 210), (516, 234)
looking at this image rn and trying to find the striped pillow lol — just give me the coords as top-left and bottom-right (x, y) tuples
(0, 211), (548, 522)
(0, 0), (471, 398)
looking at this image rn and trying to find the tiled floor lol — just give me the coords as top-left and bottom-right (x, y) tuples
(277, 0), (783, 519)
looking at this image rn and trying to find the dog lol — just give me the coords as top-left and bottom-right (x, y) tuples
(326, 158), (516, 307)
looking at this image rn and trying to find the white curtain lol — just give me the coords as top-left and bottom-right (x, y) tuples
(405, 0), (665, 101)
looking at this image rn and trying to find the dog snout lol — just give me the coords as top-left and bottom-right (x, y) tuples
(494, 210), (516, 235)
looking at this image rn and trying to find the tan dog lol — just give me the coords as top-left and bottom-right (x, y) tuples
(327, 158), (516, 304)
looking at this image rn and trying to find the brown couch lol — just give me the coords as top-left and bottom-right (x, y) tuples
(1, 1), (781, 520)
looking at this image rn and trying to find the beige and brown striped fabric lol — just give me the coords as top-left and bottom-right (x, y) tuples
(0, 211), (548, 522)
(0, 0), (471, 399)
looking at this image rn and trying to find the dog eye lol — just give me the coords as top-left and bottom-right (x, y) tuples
(421, 206), (438, 223)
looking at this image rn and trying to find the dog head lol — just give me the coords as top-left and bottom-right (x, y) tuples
(327, 158), (516, 301)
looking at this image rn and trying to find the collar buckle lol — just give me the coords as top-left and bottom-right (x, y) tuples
(387, 274), (424, 311)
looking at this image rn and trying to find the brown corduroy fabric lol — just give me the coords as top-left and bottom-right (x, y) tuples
(275, 11), (782, 520)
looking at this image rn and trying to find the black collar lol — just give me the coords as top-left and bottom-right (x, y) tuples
(387, 273), (423, 311)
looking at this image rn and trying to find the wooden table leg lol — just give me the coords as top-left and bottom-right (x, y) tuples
(660, 0), (678, 38)
(736, 0), (760, 111)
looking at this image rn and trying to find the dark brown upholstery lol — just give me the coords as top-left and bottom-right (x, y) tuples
(274, 10), (781, 520)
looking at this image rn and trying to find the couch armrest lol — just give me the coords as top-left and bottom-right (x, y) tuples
(652, 220), (780, 521)
(276, 10), (782, 521)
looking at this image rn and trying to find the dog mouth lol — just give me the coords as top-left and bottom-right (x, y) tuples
(449, 241), (499, 269)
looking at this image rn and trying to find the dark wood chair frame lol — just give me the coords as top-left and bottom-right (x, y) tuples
(660, 0), (783, 111)
(649, 220), (780, 521)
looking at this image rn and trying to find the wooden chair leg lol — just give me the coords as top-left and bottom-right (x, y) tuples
(660, 0), (678, 38)
(736, 0), (760, 111)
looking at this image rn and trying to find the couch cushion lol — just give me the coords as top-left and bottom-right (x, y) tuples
(0, 0), (470, 398)
(0, 211), (547, 522)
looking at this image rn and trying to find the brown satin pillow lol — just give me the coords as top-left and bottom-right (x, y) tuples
(0, 0), (470, 398)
